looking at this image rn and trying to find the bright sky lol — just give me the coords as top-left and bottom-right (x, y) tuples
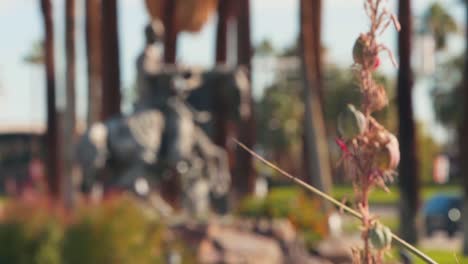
(0, 0), (465, 142)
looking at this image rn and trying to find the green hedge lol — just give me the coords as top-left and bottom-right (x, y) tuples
(0, 197), (194, 264)
(0, 202), (62, 264)
(332, 184), (461, 205)
(62, 198), (164, 264)
(237, 187), (328, 249)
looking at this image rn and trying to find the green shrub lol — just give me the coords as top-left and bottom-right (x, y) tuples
(236, 196), (266, 218)
(237, 187), (328, 248)
(0, 196), (195, 264)
(62, 197), (164, 264)
(0, 202), (63, 264)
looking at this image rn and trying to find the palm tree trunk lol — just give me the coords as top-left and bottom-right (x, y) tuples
(211, 0), (235, 213)
(86, 0), (103, 125)
(163, 0), (178, 64)
(460, 0), (468, 256)
(397, 0), (420, 245)
(214, 0), (232, 148)
(63, 0), (76, 209)
(101, 0), (121, 120)
(300, 0), (332, 198)
(40, 0), (61, 199)
(215, 0), (231, 64)
(234, 0), (256, 197)
(159, 0), (180, 206)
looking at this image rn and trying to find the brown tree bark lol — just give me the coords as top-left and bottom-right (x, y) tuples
(213, 0), (232, 148)
(397, 0), (420, 245)
(300, 0), (332, 199)
(101, 0), (121, 120)
(215, 0), (232, 64)
(460, 0), (468, 256)
(158, 0), (180, 206)
(163, 0), (178, 64)
(40, 0), (61, 199)
(234, 0), (256, 197)
(86, 0), (103, 125)
(63, 0), (76, 209)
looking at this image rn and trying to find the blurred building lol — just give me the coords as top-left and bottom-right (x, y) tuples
(0, 124), (44, 194)
(0, 117), (86, 195)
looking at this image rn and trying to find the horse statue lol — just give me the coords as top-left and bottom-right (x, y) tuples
(77, 66), (251, 216)
(77, 21), (251, 215)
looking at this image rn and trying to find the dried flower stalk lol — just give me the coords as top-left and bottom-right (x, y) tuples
(235, 1), (439, 263)
(335, 0), (402, 263)
(234, 140), (436, 264)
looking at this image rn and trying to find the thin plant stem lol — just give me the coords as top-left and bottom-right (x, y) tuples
(233, 139), (438, 264)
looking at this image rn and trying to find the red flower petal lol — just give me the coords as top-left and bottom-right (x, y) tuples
(373, 56), (381, 69)
(335, 138), (350, 155)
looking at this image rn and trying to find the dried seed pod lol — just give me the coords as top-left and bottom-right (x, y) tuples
(386, 133), (400, 170)
(374, 146), (391, 170)
(361, 136), (369, 144)
(376, 130), (389, 144)
(367, 85), (388, 112)
(353, 35), (379, 70)
(353, 35), (367, 65)
(369, 222), (392, 250)
(337, 104), (367, 140)
(373, 132), (400, 171)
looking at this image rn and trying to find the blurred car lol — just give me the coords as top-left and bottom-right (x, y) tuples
(423, 194), (462, 237)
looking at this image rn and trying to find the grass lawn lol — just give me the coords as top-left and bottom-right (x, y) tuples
(413, 249), (467, 263)
(268, 184), (461, 205)
(332, 184), (461, 205)
(384, 248), (467, 263)
(262, 186), (467, 263)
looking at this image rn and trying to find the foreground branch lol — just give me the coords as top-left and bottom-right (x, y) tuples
(234, 139), (437, 264)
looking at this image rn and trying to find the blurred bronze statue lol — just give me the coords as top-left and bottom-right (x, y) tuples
(76, 23), (251, 216)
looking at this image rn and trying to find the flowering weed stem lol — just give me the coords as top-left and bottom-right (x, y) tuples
(234, 139), (437, 264)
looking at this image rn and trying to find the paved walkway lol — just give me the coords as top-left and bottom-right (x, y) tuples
(420, 231), (462, 251)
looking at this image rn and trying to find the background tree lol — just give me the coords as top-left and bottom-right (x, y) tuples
(416, 123), (441, 183)
(163, 0), (177, 63)
(214, 0), (233, 147)
(424, 2), (458, 52)
(213, 0), (237, 210)
(215, 0), (232, 64)
(397, 0), (420, 244)
(431, 55), (463, 134)
(255, 39), (275, 56)
(233, 0), (256, 197)
(299, 0), (332, 196)
(256, 64), (303, 177)
(460, 0), (468, 256)
(86, 0), (103, 125)
(23, 41), (44, 65)
(40, 0), (61, 199)
(425, 2), (460, 149)
(101, 0), (121, 120)
(63, 0), (76, 209)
